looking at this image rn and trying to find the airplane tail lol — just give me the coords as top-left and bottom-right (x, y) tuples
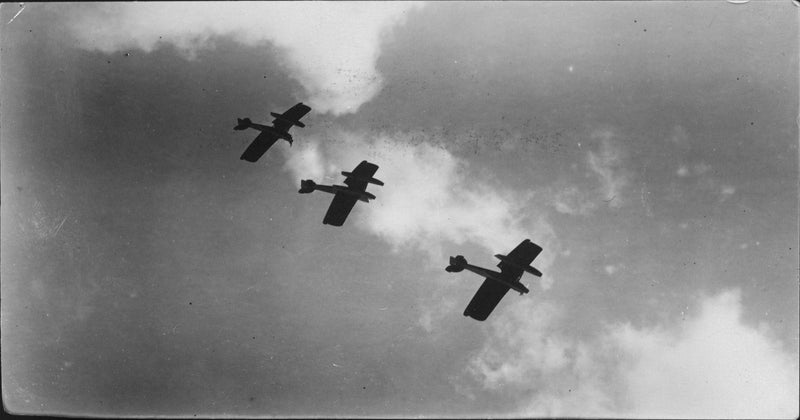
(234, 118), (251, 130)
(445, 255), (467, 273)
(298, 179), (316, 194)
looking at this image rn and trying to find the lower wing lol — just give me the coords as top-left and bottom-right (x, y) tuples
(463, 278), (511, 321)
(322, 194), (359, 226)
(240, 132), (280, 162)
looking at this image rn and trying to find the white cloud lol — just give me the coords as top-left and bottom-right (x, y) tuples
(283, 131), (560, 334)
(538, 275), (555, 291)
(552, 186), (598, 215)
(467, 300), (570, 390)
(417, 290), (459, 333)
(614, 289), (799, 418)
(586, 130), (628, 208)
(282, 140), (325, 184)
(693, 162), (712, 176)
(549, 129), (630, 216)
(667, 125), (690, 145)
(676, 162), (712, 179)
(673, 161), (740, 203)
(464, 289), (799, 418)
(463, 298), (620, 417)
(286, 131), (557, 268)
(720, 185), (736, 201)
(604, 264), (617, 275)
(65, 2), (424, 115)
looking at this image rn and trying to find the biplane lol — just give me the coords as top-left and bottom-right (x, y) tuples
(298, 161), (383, 226)
(447, 239), (543, 321)
(235, 102), (311, 162)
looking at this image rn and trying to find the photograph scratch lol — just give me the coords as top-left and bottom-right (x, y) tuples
(6, 4), (25, 25)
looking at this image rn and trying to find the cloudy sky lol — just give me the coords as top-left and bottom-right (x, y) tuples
(1, 2), (798, 418)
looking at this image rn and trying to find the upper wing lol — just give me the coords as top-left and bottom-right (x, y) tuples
(272, 102), (311, 132)
(322, 193), (359, 226)
(343, 161), (379, 191)
(497, 239), (543, 276)
(240, 131), (280, 162)
(463, 278), (511, 321)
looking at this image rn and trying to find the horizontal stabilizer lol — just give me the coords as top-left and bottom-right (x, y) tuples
(446, 255), (467, 272)
(234, 118), (251, 130)
(298, 179), (316, 194)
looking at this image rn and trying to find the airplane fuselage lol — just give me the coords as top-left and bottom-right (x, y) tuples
(462, 263), (530, 295)
(248, 123), (293, 141)
(312, 184), (375, 202)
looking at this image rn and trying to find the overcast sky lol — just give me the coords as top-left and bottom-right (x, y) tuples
(1, 2), (798, 418)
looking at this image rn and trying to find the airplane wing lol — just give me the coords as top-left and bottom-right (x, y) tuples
(272, 102), (312, 132)
(322, 193), (359, 226)
(240, 131), (280, 162)
(497, 239), (542, 276)
(343, 161), (379, 191)
(463, 278), (511, 321)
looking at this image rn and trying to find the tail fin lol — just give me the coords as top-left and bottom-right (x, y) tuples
(234, 118), (251, 130)
(298, 179), (316, 194)
(445, 255), (467, 273)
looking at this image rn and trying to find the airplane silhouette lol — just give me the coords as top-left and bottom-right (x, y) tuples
(447, 239), (543, 321)
(299, 161), (383, 226)
(235, 102), (311, 162)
